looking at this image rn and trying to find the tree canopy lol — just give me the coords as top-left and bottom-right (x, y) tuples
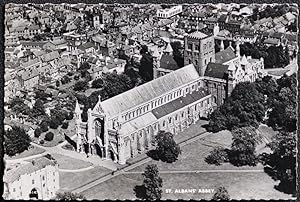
(154, 131), (181, 163)
(267, 74), (296, 132)
(229, 127), (259, 166)
(4, 126), (31, 157)
(142, 164), (163, 200)
(212, 186), (230, 200)
(55, 192), (86, 200)
(208, 82), (265, 132)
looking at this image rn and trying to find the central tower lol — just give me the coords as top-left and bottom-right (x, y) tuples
(184, 31), (215, 76)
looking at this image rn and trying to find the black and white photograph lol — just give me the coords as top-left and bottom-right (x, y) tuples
(2, 2), (298, 200)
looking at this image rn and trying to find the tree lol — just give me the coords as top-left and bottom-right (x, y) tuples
(91, 78), (104, 88)
(229, 127), (259, 166)
(78, 62), (91, 71)
(154, 131), (181, 163)
(49, 116), (60, 129)
(142, 164), (163, 200)
(212, 186), (230, 200)
(61, 122), (69, 129)
(139, 53), (154, 82)
(267, 74), (296, 132)
(55, 192), (86, 200)
(259, 131), (296, 194)
(205, 147), (229, 165)
(30, 99), (45, 118)
(44, 132), (54, 141)
(101, 73), (134, 98)
(4, 126), (31, 157)
(74, 80), (88, 91)
(170, 41), (184, 68)
(39, 120), (49, 133)
(56, 80), (60, 87)
(208, 82), (265, 132)
(34, 128), (42, 138)
(8, 97), (30, 115)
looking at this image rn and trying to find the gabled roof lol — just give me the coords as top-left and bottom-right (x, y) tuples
(41, 51), (60, 62)
(264, 38), (280, 45)
(215, 46), (236, 64)
(98, 64), (200, 117)
(204, 63), (229, 79)
(160, 54), (179, 71)
(78, 42), (96, 51)
(4, 157), (56, 183)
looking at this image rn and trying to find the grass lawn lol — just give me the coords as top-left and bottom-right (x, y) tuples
(125, 120), (208, 166)
(59, 166), (111, 192)
(81, 172), (294, 200)
(51, 153), (92, 170)
(4, 145), (45, 160)
(32, 119), (75, 148)
(36, 128), (65, 147)
(129, 130), (264, 172)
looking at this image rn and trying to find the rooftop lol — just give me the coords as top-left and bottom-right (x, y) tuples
(188, 31), (208, 39)
(215, 46), (237, 64)
(204, 63), (229, 79)
(4, 156), (56, 183)
(97, 64), (200, 118)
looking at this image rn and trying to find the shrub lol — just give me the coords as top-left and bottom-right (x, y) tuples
(74, 80), (88, 91)
(205, 147), (229, 165)
(39, 121), (48, 132)
(92, 78), (104, 88)
(34, 128), (42, 138)
(44, 132), (54, 141)
(66, 112), (74, 120)
(40, 140), (44, 144)
(61, 122), (69, 129)
(74, 75), (80, 80)
(49, 117), (60, 129)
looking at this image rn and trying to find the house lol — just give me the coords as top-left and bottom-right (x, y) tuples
(43, 38), (68, 51)
(157, 5), (182, 19)
(263, 38), (281, 46)
(3, 156), (59, 200)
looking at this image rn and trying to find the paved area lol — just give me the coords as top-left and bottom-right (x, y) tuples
(59, 166), (94, 173)
(6, 135), (117, 171)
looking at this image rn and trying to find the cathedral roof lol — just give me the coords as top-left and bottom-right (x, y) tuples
(160, 54), (179, 71)
(98, 64), (200, 117)
(240, 55), (249, 65)
(204, 63), (229, 79)
(152, 87), (209, 119)
(164, 42), (173, 53)
(215, 46), (236, 64)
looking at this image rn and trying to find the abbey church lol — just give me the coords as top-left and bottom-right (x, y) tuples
(74, 30), (265, 165)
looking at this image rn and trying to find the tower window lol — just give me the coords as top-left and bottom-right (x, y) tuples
(188, 44), (192, 50)
(195, 60), (198, 65)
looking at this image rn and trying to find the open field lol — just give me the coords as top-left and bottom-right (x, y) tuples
(59, 166), (111, 192)
(81, 172), (294, 200)
(51, 153), (92, 170)
(129, 130), (264, 172)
